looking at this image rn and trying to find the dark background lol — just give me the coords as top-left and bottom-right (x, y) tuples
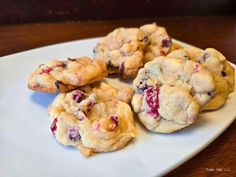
(0, 0), (236, 24)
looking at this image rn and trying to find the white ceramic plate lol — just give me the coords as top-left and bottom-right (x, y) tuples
(0, 38), (235, 177)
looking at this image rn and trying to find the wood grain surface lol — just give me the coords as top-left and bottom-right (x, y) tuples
(0, 16), (235, 177)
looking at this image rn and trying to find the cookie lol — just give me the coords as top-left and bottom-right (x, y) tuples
(88, 81), (134, 103)
(170, 42), (183, 52)
(28, 57), (107, 93)
(203, 75), (229, 110)
(48, 82), (136, 157)
(167, 47), (235, 110)
(168, 47), (234, 92)
(94, 27), (148, 78)
(140, 23), (172, 62)
(132, 57), (216, 133)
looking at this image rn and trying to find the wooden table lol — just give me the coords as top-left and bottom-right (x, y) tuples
(0, 16), (235, 177)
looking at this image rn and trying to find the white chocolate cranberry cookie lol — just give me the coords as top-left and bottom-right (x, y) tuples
(94, 27), (148, 78)
(168, 47), (235, 92)
(132, 57), (216, 133)
(140, 23), (172, 62)
(48, 82), (136, 157)
(168, 47), (235, 110)
(28, 57), (107, 93)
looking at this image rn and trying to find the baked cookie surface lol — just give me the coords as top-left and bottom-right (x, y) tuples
(87, 81), (134, 104)
(132, 57), (216, 133)
(168, 47), (235, 91)
(167, 47), (235, 110)
(48, 82), (136, 157)
(94, 27), (148, 78)
(140, 23), (172, 62)
(28, 57), (107, 93)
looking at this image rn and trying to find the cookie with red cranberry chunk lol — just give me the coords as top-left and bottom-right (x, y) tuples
(48, 82), (136, 157)
(169, 47), (235, 92)
(28, 57), (107, 93)
(94, 27), (148, 78)
(140, 23), (172, 62)
(186, 47), (234, 92)
(132, 57), (216, 133)
(168, 47), (234, 110)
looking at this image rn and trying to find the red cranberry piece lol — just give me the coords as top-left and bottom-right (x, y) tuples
(50, 118), (58, 135)
(108, 116), (119, 131)
(68, 127), (81, 142)
(110, 116), (119, 126)
(40, 66), (52, 74)
(86, 101), (96, 113)
(161, 38), (172, 48)
(72, 91), (85, 103)
(145, 87), (159, 117)
(194, 64), (200, 72)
